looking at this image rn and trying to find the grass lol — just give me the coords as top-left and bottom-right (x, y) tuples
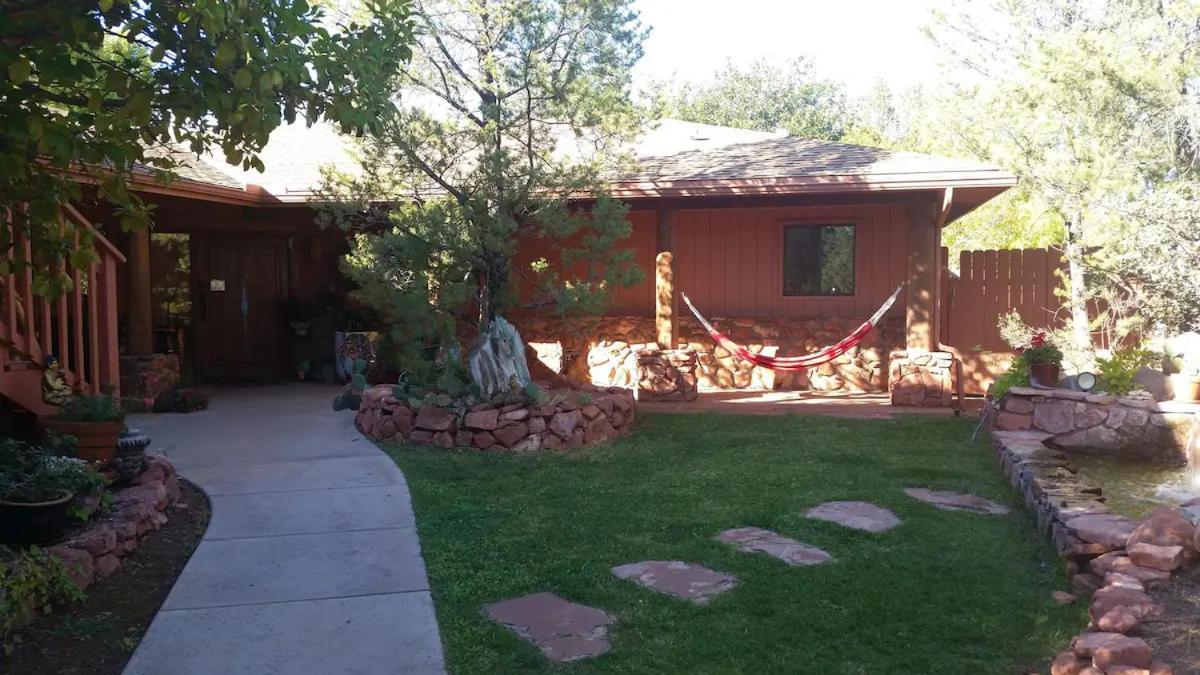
(383, 412), (1085, 674)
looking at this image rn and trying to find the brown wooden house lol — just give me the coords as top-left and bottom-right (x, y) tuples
(0, 120), (1015, 417)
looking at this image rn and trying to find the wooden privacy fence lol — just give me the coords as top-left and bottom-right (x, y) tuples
(940, 247), (1066, 394)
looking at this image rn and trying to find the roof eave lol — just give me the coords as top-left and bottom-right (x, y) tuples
(65, 165), (279, 206)
(606, 170), (1018, 200)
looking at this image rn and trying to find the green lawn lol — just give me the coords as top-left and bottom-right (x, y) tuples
(383, 412), (1084, 674)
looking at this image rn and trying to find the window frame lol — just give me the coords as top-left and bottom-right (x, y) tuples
(779, 221), (859, 299)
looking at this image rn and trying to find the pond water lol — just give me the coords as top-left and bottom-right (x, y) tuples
(1066, 454), (1200, 519)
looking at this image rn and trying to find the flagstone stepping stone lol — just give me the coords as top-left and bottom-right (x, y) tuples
(804, 501), (901, 532)
(715, 527), (833, 566)
(903, 487), (1011, 515)
(611, 560), (737, 604)
(484, 592), (614, 662)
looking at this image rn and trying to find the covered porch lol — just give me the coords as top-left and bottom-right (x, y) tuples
(517, 180), (1015, 407)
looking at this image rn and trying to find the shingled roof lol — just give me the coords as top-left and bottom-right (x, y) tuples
(136, 144), (244, 190)
(628, 135), (1003, 184)
(128, 119), (1015, 204)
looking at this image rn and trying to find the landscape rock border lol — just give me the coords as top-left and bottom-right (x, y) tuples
(990, 429), (1194, 673)
(355, 384), (636, 451)
(45, 453), (182, 591)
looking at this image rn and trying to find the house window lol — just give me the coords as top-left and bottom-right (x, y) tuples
(782, 224), (855, 296)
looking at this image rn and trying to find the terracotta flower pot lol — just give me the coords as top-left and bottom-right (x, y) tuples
(1029, 362), (1062, 388)
(39, 418), (123, 466)
(1170, 374), (1200, 402)
(0, 489), (74, 545)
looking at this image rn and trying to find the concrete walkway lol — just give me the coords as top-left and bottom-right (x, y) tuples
(123, 385), (445, 675)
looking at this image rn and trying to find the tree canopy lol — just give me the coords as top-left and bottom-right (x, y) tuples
(649, 57), (849, 141)
(0, 0), (413, 295)
(927, 0), (1200, 338)
(318, 0), (646, 382)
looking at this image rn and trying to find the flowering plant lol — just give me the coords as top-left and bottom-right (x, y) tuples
(0, 440), (106, 503)
(1021, 331), (1064, 366)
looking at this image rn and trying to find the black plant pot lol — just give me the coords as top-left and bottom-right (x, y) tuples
(0, 489), (75, 545)
(113, 429), (151, 485)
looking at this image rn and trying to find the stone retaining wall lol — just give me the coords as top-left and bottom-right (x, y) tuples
(519, 315), (904, 393)
(46, 453), (182, 590)
(355, 384), (635, 451)
(995, 387), (1200, 464)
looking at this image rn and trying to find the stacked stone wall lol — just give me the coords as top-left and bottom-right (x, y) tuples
(519, 315), (904, 393)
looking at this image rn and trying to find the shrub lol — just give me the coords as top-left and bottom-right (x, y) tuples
(0, 440), (106, 503)
(120, 396), (154, 414)
(991, 356), (1031, 399)
(0, 546), (85, 654)
(56, 393), (123, 423)
(1096, 348), (1157, 395)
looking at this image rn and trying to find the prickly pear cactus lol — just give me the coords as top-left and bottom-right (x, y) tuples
(332, 358), (369, 412)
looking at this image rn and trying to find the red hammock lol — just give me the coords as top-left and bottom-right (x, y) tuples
(680, 285), (904, 372)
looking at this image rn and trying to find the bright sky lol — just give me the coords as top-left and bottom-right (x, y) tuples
(632, 0), (945, 96)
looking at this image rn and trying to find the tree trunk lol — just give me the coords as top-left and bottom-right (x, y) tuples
(1065, 218), (1092, 362)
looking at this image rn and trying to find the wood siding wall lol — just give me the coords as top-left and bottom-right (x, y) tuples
(514, 204), (913, 321)
(673, 205), (909, 319)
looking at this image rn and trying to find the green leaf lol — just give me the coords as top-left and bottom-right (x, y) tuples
(233, 68), (252, 90)
(215, 41), (237, 69)
(98, 0), (113, 11)
(7, 58), (31, 85)
(26, 117), (43, 140)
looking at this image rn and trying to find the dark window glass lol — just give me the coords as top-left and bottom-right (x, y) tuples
(782, 224), (855, 296)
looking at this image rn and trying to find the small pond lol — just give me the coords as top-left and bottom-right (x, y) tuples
(1066, 453), (1200, 519)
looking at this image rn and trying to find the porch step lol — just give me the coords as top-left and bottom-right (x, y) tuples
(4, 358), (36, 372)
(0, 366), (56, 417)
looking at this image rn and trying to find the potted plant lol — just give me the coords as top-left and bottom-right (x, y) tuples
(297, 360), (311, 381)
(39, 393), (124, 465)
(113, 427), (151, 484)
(1023, 330), (1064, 388)
(0, 440), (106, 545)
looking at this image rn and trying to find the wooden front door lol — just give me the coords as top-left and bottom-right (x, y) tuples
(195, 237), (288, 380)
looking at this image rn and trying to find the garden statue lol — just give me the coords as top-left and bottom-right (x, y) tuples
(41, 355), (74, 407)
(468, 317), (531, 398)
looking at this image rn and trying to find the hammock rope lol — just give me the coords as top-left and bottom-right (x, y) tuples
(680, 284), (904, 373)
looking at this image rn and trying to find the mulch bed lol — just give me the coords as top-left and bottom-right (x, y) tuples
(1143, 565), (1200, 675)
(4, 480), (210, 675)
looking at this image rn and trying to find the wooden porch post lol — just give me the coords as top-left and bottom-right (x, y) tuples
(654, 209), (678, 350)
(905, 201), (942, 351)
(127, 226), (154, 356)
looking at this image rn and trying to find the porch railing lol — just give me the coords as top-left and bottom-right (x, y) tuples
(1, 204), (125, 401)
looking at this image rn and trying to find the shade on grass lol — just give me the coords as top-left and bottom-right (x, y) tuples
(383, 413), (1084, 674)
